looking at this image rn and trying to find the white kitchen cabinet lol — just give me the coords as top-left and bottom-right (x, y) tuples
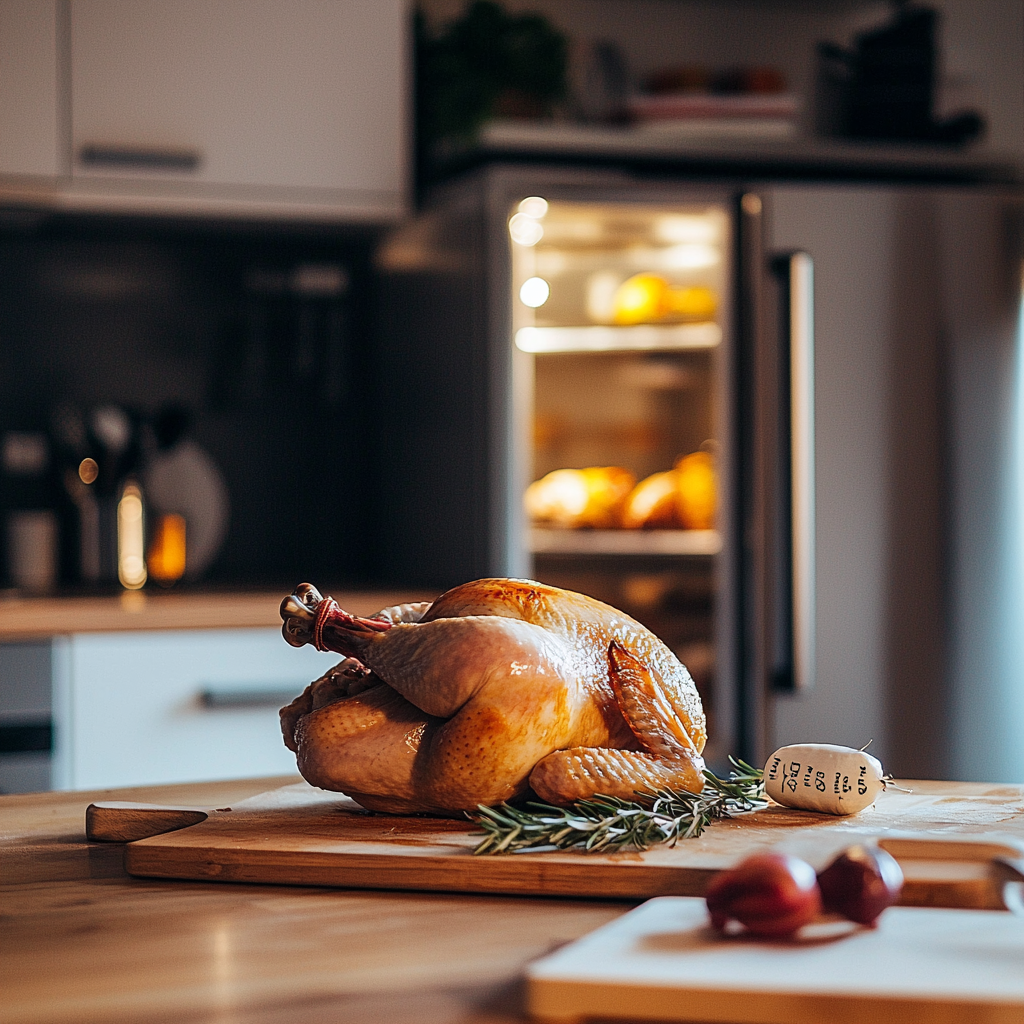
(51, 628), (340, 790)
(0, 642), (54, 794)
(0, 0), (408, 222)
(0, 0), (61, 179)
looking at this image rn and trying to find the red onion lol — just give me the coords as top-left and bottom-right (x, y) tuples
(816, 844), (903, 926)
(706, 852), (822, 937)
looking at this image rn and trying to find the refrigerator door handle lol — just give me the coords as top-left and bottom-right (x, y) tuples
(783, 251), (816, 692)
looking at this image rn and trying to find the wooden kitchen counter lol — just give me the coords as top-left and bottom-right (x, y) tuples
(0, 589), (436, 641)
(0, 777), (630, 1024)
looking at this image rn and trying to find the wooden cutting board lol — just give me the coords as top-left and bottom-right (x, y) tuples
(526, 896), (1024, 1023)
(108, 779), (1024, 908)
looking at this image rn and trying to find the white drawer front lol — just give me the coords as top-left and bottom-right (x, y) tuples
(59, 629), (339, 789)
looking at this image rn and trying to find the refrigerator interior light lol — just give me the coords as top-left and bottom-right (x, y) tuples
(661, 243), (720, 270)
(655, 214), (720, 244)
(535, 250), (568, 274)
(516, 323), (722, 353)
(539, 218), (603, 243)
(519, 277), (550, 307)
(529, 527), (722, 556)
(518, 196), (548, 218)
(509, 213), (544, 246)
(586, 271), (622, 321)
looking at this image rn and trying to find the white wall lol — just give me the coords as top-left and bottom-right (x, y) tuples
(942, 193), (1024, 784)
(935, 0), (1024, 156)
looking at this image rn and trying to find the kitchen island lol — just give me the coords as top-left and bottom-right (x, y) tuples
(1, 776), (629, 1024)
(6, 776), (1024, 1023)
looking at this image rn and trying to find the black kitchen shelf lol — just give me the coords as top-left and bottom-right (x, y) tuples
(434, 120), (1023, 187)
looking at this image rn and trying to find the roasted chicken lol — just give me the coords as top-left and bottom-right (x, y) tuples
(279, 578), (706, 816)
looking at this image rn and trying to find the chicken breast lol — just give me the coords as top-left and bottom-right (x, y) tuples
(279, 578), (706, 816)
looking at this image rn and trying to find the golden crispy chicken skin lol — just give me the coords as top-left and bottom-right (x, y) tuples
(279, 578), (706, 816)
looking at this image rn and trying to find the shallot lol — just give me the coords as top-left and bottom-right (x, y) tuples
(816, 844), (904, 925)
(705, 852), (822, 937)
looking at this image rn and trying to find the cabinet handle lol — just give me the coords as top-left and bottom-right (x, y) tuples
(199, 686), (302, 709)
(77, 145), (202, 172)
(0, 721), (52, 753)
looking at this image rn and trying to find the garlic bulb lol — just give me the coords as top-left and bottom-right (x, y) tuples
(764, 743), (886, 815)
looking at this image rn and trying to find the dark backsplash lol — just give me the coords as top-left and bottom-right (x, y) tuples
(0, 212), (384, 590)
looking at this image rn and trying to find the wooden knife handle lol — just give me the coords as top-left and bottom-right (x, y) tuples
(86, 801), (210, 843)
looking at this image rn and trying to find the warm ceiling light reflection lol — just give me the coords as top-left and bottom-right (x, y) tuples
(518, 196), (548, 218)
(210, 919), (236, 1008)
(148, 513), (186, 586)
(508, 213), (544, 246)
(117, 483), (147, 590)
(78, 457), (99, 485)
(519, 276), (550, 307)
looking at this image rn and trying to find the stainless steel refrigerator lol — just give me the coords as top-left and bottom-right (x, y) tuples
(375, 163), (1024, 783)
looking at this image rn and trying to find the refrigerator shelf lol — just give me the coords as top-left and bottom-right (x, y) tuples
(515, 323), (721, 354)
(529, 527), (721, 556)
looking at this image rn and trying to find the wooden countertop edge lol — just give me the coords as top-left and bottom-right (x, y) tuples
(0, 589), (437, 639)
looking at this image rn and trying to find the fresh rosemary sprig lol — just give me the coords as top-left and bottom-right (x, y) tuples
(472, 757), (766, 855)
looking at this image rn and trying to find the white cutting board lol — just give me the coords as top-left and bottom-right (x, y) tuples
(527, 897), (1024, 1023)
